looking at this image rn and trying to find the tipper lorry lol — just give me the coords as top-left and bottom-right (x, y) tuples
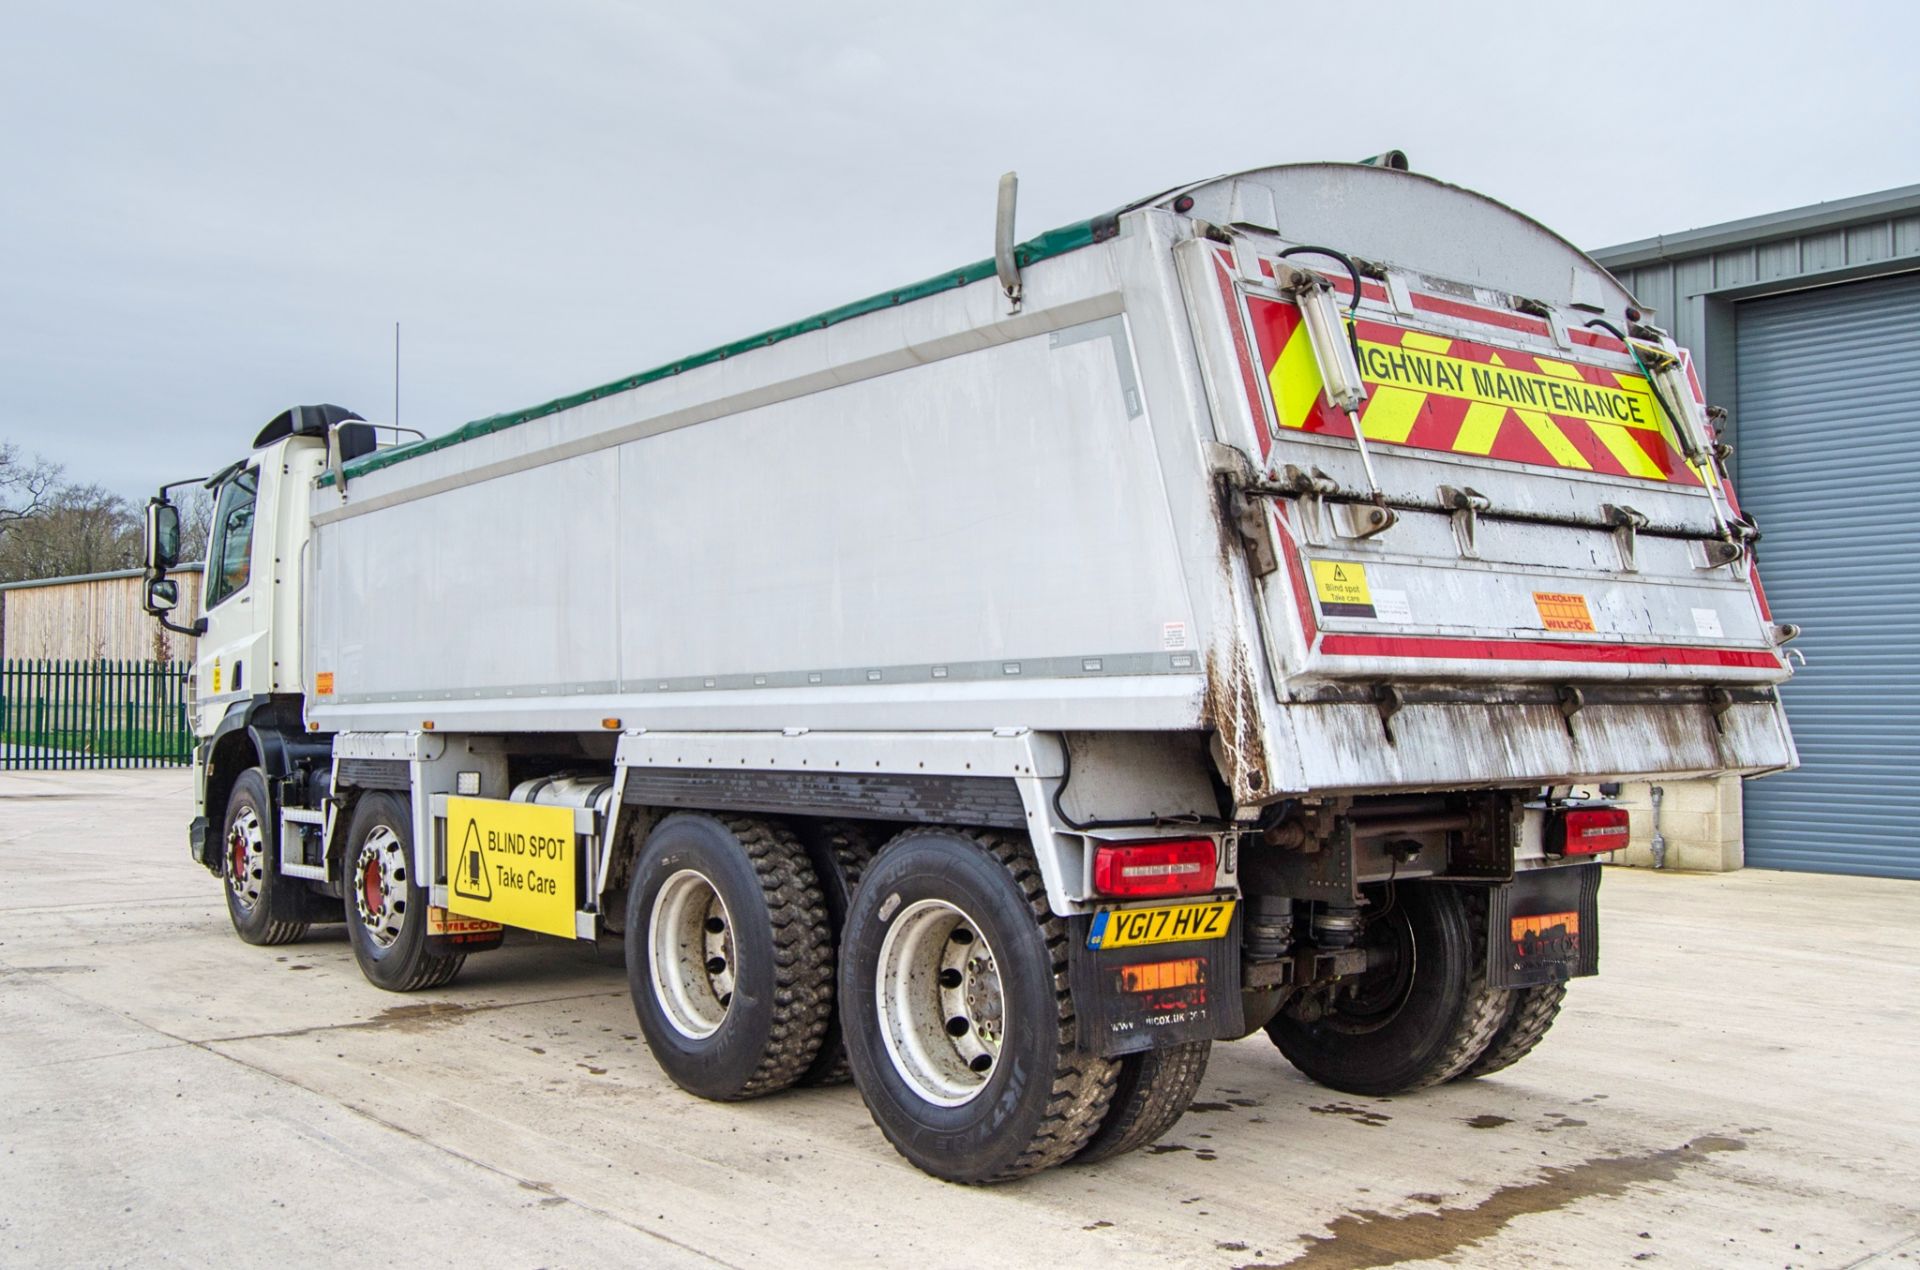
(141, 156), (1798, 1184)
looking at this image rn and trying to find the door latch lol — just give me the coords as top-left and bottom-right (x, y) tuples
(1438, 485), (1490, 559)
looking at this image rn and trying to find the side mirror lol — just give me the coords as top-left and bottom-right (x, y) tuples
(145, 576), (179, 614)
(145, 499), (181, 574)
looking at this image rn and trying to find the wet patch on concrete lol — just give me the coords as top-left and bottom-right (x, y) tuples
(1255, 1135), (1747, 1270)
(1311, 1102), (1392, 1128)
(1464, 1114), (1512, 1130)
(205, 990), (624, 1043)
(371, 1002), (483, 1030)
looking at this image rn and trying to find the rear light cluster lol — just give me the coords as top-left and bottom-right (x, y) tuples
(1548, 806), (1631, 856)
(1092, 838), (1218, 898)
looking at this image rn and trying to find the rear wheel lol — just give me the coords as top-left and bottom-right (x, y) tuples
(1456, 982), (1568, 1080)
(222, 767), (310, 946)
(840, 828), (1117, 1184)
(1072, 1040), (1211, 1165)
(625, 814), (833, 1101)
(343, 792), (464, 992)
(1267, 883), (1506, 1096)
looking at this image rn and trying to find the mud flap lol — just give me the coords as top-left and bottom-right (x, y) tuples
(1487, 863), (1601, 989)
(1068, 912), (1244, 1058)
(189, 815), (213, 870)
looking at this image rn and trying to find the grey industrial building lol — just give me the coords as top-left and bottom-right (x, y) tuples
(1593, 184), (1920, 879)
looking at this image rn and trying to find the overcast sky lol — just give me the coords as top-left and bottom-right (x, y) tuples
(2, 0), (1913, 500)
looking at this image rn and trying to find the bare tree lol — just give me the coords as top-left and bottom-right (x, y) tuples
(0, 442), (61, 536)
(0, 483), (141, 582)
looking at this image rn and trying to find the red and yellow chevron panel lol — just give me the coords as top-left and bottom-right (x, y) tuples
(1243, 295), (1701, 485)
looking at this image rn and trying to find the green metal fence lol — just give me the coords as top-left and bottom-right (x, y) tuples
(0, 659), (194, 769)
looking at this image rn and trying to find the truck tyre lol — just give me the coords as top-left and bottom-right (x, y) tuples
(1455, 982), (1568, 1080)
(222, 767), (310, 946)
(1071, 1040), (1211, 1166)
(794, 820), (880, 1087)
(626, 814), (833, 1101)
(839, 828), (1118, 1184)
(1267, 883), (1506, 1097)
(343, 792), (465, 992)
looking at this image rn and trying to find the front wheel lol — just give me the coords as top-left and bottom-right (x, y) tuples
(223, 767), (310, 946)
(343, 792), (464, 992)
(1267, 883), (1506, 1096)
(840, 828), (1117, 1184)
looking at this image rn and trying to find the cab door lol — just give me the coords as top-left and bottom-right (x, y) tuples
(197, 465), (270, 727)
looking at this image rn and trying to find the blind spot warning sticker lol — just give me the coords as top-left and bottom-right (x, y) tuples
(315, 671), (334, 696)
(1311, 560), (1376, 618)
(446, 796), (577, 938)
(1533, 591), (1597, 633)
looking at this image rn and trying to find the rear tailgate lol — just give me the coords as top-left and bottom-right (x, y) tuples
(1176, 236), (1795, 793)
(1187, 238), (1785, 683)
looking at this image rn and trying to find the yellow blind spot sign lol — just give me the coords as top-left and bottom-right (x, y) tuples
(446, 796), (577, 938)
(1310, 560), (1376, 618)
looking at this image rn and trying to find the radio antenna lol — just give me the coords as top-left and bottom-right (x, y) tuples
(393, 321), (401, 426)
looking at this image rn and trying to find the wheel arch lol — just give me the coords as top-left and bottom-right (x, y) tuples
(201, 695), (324, 874)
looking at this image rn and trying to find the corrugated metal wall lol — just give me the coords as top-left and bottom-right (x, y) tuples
(1733, 273), (1920, 878)
(1611, 212), (1920, 354)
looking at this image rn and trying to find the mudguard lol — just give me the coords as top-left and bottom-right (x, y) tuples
(1486, 863), (1602, 989)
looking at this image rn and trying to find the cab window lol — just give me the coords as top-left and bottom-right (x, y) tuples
(206, 468), (258, 607)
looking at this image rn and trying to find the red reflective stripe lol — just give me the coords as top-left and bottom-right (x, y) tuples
(1749, 566), (1774, 621)
(1569, 327), (1628, 353)
(1214, 254), (1272, 460)
(1269, 505), (1320, 644)
(1410, 291), (1549, 336)
(1254, 257), (1391, 305)
(1319, 633), (1783, 668)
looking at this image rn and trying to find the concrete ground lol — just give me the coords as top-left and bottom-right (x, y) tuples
(2, 771), (1917, 1270)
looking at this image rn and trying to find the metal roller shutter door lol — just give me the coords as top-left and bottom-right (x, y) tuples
(1734, 271), (1920, 878)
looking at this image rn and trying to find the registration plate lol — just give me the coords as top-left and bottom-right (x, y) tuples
(1087, 899), (1235, 950)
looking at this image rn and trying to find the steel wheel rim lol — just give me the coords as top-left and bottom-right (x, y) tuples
(226, 805), (265, 911)
(876, 899), (1004, 1107)
(650, 869), (735, 1039)
(353, 826), (410, 949)
(1326, 906), (1416, 1035)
